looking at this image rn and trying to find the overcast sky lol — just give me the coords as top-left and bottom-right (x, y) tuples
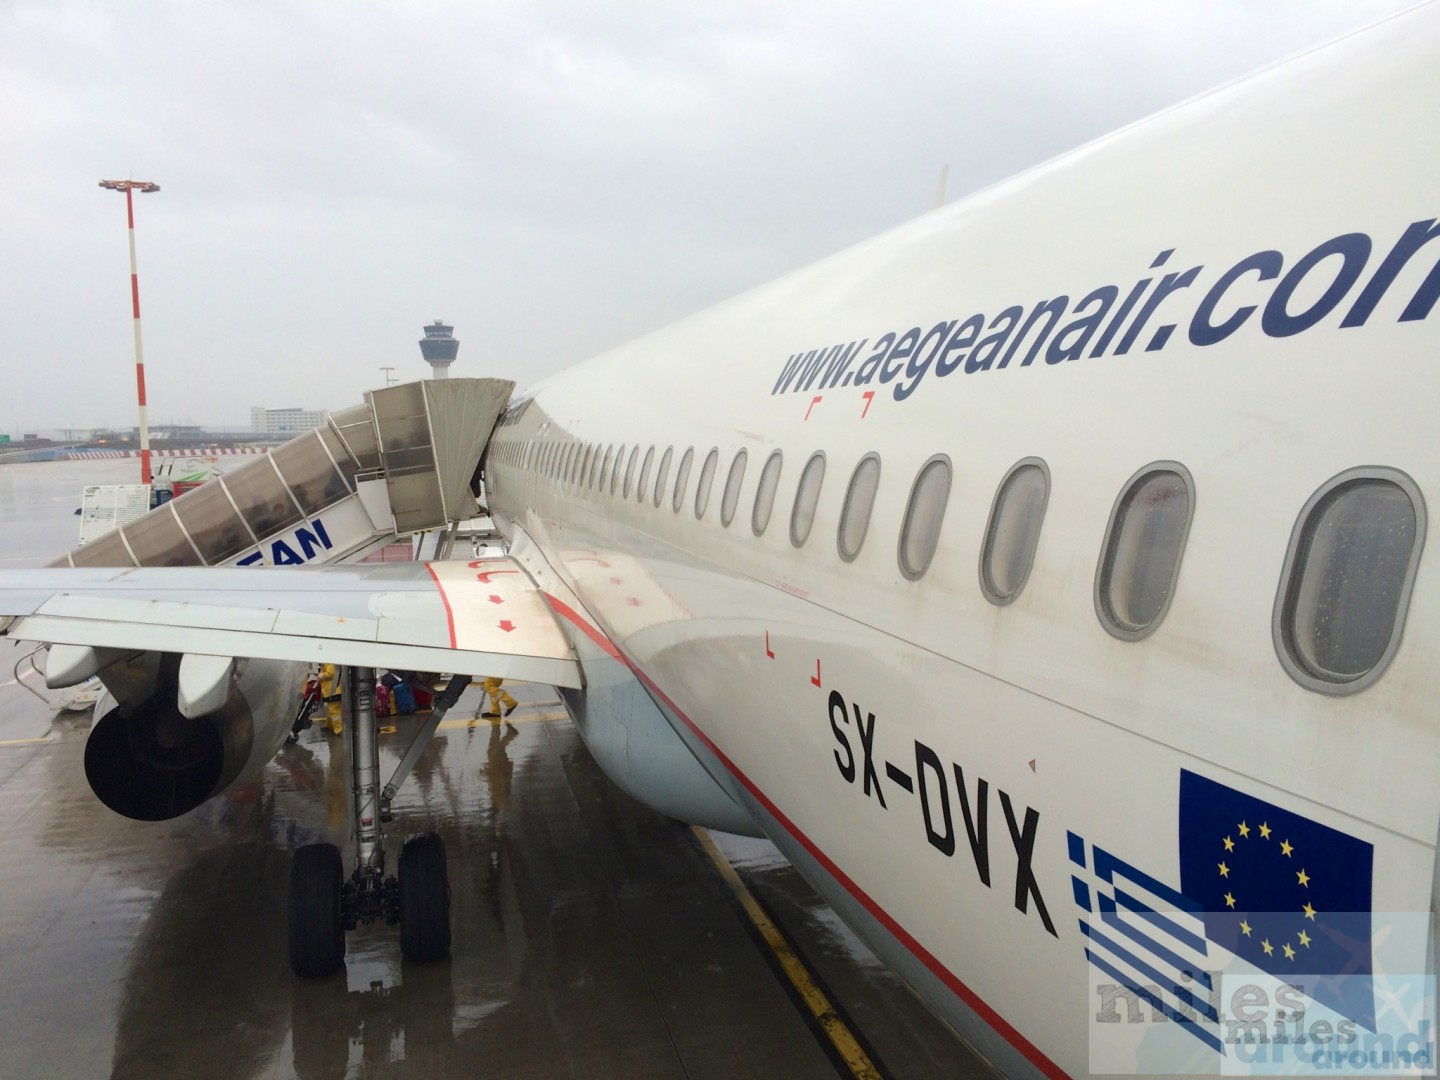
(0, 0), (1418, 434)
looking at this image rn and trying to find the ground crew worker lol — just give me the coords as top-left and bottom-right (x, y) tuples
(480, 676), (517, 718)
(318, 664), (344, 735)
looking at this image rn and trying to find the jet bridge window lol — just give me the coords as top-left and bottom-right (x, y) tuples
(272, 432), (350, 515)
(225, 457), (305, 540)
(1274, 468), (1425, 694)
(170, 475), (257, 564)
(672, 447), (694, 512)
(899, 455), (952, 580)
(790, 452), (826, 548)
(696, 448), (719, 518)
(637, 446), (656, 503)
(721, 449), (748, 527)
(752, 451), (784, 535)
(979, 458), (1049, 603)
(653, 446), (674, 508)
(623, 445), (639, 497)
(839, 454), (881, 562)
(1095, 463), (1193, 640)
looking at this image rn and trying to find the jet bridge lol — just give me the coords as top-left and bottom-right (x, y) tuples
(58, 378), (515, 570)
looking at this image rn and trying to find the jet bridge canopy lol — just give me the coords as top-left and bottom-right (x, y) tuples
(61, 377), (515, 570)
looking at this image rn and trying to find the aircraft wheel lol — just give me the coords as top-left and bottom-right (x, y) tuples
(288, 843), (345, 978)
(399, 832), (451, 963)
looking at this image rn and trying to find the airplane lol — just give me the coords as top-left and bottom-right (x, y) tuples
(3, 6), (1439, 1077)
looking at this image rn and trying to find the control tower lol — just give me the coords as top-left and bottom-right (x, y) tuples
(418, 320), (459, 379)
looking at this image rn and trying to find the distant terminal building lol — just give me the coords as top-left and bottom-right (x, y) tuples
(250, 406), (328, 436)
(419, 320), (459, 379)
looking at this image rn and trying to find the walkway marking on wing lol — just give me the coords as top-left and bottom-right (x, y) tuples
(692, 826), (887, 1080)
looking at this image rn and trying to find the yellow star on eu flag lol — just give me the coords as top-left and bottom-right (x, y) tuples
(1262, 939), (1274, 956)
(1297, 868), (1311, 887)
(1218, 861), (1230, 878)
(1280, 839), (1294, 857)
(1240, 920), (1252, 937)
(1238, 821), (1250, 838)
(1223, 836), (1235, 852)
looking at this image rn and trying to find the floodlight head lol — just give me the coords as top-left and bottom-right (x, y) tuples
(99, 179), (161, 194)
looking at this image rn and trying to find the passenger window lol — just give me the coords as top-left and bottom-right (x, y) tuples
(900, 456), (952, 579)
(637, 446), (655, 503)
(623, 445), (639, 497)
(653, 447), (673, 507)
(600, 444), (614, 492)
(979, 459), (1048, 602)
(673, 448), (694, 512)
(580, 444), (594, 488)
(695, 448), (719, 518)
(1275, 469), (1425, 694)
(1095, 464), (1193, 640)
(612, 444), (627, 495)
(838, 454), (881, 561)
(720, 450), (748, 527)
(790, 453), (826, 548)
(752, 451), (784, 535)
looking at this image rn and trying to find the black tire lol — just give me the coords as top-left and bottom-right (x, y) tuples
(288, 843), (345, 978)
(399, 832), (451, 963)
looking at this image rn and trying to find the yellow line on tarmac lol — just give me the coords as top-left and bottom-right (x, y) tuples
(692, 826), (885, 1080)
(436, 708), (569, 732)
(0, 735), (55, 747)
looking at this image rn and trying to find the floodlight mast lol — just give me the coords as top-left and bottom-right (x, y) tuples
(99, 179), (161, 486)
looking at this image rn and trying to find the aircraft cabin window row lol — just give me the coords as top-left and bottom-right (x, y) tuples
(494, 431), (1425, 695)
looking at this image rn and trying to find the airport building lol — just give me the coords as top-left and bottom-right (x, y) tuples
(250, 406), (328, 436)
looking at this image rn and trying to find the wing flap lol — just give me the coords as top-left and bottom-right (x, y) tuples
(0, 558), (582, 689)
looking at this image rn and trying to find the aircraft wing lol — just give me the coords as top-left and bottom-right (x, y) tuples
(0, 557), (581, 688)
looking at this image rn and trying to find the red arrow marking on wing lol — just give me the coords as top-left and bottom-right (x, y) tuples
(498, 620), (516, 632)
(811, 659), (822, 687)
(488, 594), (504, 604)
(765, 631), (775, 659)
(860, 391), (875, 418)
(476, 570), (518, 583)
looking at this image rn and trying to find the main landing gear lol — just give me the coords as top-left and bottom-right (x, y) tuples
(287, 666), (470, 978)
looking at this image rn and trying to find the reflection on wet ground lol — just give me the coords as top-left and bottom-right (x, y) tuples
(0, 652), (988, 1080)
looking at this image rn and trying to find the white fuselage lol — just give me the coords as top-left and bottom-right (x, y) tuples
(484, 10), (1440, 1077)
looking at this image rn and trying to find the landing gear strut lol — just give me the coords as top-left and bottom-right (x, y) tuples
(286, 666), (467, 977)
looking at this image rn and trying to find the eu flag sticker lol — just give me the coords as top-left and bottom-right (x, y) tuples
(1177, 769), (1375, 1031)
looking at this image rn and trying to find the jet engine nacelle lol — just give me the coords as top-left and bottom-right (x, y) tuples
(83, 652), (306, 822)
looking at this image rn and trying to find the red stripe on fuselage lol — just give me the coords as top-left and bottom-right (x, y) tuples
(542, 593), (1069, 1080)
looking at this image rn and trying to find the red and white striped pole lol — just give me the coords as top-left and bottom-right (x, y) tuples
(99, 178), (160, 486)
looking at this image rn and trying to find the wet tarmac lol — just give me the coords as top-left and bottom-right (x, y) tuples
(0, 461), (993, 1080)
